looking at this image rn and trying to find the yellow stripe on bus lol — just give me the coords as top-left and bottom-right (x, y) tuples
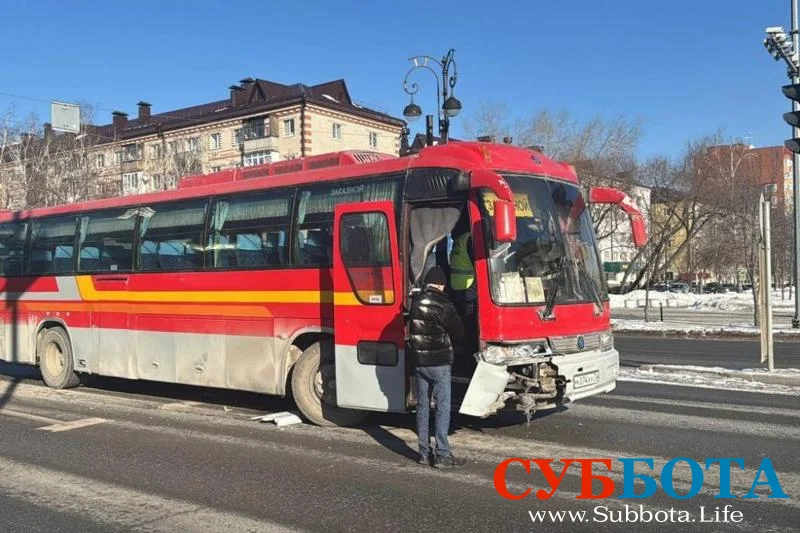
(75, 276), (392, 307)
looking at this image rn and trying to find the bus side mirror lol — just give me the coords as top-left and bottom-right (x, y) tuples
(588, 187), (648, 247)
(494, 200), (516, 242)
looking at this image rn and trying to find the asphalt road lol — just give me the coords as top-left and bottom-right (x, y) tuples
(0, 360), (798, 533)
(615, 336), (800, 369)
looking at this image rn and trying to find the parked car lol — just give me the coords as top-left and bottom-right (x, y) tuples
(669, 282), (690, 294)
(702, 282), (728, 294)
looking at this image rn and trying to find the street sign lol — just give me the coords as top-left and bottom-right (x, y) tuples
(50, 101), (80, 133)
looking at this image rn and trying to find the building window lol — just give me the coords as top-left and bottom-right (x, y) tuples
(369, 132), (378, 148)
(187, 137), (199, 151)
(243, 150), (273, 167)
(211, 166), (222, 173)
(96, 154), (105, 168)
(150, 144), (161, 158)
(122, 144), (140, 162)
(114, 151), (123, 165)
(210, 133), (221, 150)
(332, 123), (342, 140)
(283, 119), (295, 137)
(242, 118), (266, 140)
(233, 129), (242, 146)
(168, 141), (178, 154)
(122, 172), (140, 193)
(152, 174), (163, 190)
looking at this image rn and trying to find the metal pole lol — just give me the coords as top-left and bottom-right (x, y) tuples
(425, 115), (434, 147)
(440, 56), (449, 144)
(765, 195), (775, 370)
(760, 194), (768, 360)
(792, 0), (800, 328)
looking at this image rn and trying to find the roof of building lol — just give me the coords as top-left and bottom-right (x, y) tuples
(84, 78), (404, 145)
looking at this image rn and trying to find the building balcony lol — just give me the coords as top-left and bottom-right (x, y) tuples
(120, 159), (143, 173)
(242, 135), (279, 153)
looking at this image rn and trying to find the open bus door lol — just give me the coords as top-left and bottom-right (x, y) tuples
(332, 201), (407, 412)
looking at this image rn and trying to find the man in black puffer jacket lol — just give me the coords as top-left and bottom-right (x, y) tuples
(408, 266), (466, 468)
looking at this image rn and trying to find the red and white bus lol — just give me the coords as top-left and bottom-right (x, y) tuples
(0, 141), (646, 425)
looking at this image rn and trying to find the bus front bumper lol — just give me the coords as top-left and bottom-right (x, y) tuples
(458, 347), (619, 419)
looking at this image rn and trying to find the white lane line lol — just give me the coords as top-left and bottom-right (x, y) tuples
(36, 417), (107, 433)
(0, 456), (303, 533)
(0, 408), (62, 425)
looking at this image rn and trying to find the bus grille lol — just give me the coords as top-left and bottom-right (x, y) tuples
(548, 332), (601, 354)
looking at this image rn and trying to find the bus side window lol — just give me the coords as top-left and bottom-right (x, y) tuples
(207, 190), (292, 270)
(0, 221), (28, 276)
(27, 216), (77, 275)
(77, 209), (136, 272)
(293, 177), (400, 267)
(137, 199), (207, 272)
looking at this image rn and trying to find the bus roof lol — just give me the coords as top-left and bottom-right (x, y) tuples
(0, 141), (578, 222)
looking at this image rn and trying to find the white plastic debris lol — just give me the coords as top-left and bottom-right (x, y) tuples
(251, 412), (304, 426)
(274, 414), (303, 427)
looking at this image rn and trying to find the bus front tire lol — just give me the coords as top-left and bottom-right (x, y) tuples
(38, 327), (80, 389)
(291, 341), (367, 427)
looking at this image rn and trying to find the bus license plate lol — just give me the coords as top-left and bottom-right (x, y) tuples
(573, 371), (599, 389)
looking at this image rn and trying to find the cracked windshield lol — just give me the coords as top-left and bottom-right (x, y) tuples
(482, 175), (606, 306)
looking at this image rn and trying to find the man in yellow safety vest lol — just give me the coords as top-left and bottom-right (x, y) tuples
(448, 217), (476, 361)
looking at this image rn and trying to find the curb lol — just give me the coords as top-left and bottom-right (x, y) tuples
(638, 364), (800, 387)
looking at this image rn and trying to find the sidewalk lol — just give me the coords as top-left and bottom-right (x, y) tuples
(619, 364), (800, 393)
(612, 317), (800, 339)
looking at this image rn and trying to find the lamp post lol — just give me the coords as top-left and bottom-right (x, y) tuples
(402, 49), (461, 146)
(763, 8), (800, 328)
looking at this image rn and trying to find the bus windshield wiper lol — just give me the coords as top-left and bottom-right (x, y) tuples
(539, 255), (565, 320)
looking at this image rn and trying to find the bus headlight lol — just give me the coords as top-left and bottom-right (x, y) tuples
(599, 330), (614, 351)
(478, 342), (550, 366)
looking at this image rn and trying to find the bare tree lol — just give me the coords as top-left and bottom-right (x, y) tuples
(142, 133), (205, 192)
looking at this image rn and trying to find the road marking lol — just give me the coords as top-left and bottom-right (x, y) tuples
(0, 408), (61, 425)
(0, 456), (304, 533)
(36, 417), (107, 433)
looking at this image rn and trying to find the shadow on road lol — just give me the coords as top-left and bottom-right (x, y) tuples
(78, 374), (295, 414)
(0, 377), (21, 410)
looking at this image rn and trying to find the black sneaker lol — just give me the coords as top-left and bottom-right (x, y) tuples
(433, 455), (467, 468)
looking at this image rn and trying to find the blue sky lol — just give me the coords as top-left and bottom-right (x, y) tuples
(0, 0), (793, 159)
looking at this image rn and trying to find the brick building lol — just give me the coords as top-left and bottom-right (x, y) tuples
(0, 77), (404, 207)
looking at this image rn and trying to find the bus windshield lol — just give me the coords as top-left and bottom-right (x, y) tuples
(481, 174), (607, 306)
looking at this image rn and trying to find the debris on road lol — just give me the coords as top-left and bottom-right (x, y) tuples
(250, 412), (303, 426)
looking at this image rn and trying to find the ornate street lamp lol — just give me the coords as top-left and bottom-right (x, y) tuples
(402, 49), (461, 145)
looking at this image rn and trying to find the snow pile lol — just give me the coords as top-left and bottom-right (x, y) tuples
(610, 290), (795, 311)
(618, 366), (800, 395)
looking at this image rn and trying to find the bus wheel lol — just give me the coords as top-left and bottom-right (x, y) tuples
(38, 327), (80, 389)
(291, 341), (367, 427)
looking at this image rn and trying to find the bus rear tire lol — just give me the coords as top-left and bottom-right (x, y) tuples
(291, 341), (367, 427)
(38, 327), (80, 389)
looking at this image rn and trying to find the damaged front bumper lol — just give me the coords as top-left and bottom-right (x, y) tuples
(458, 341), (619, 420)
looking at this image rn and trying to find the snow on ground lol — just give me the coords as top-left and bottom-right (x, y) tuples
(610, 318), (799, 336)
(618, 366), (800, 396)
(610, 289), (795, 311)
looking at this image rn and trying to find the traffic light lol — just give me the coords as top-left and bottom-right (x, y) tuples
(782, 83), (800, 153)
